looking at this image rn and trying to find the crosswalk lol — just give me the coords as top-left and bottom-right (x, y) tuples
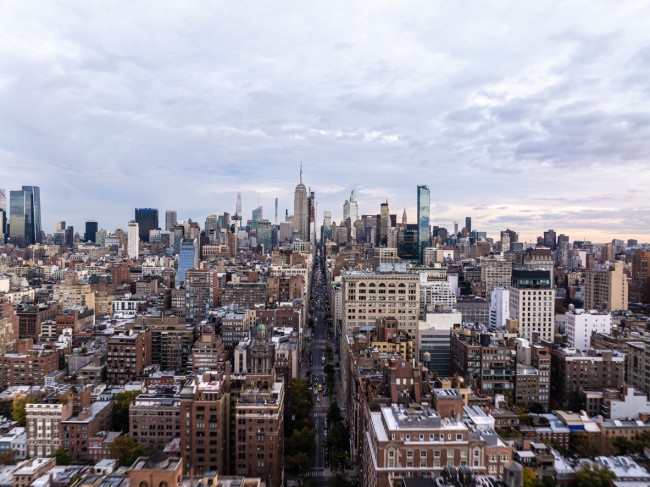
(305, 468), (325, 477)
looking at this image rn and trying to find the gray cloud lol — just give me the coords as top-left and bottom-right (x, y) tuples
(1, 1), (650, 241)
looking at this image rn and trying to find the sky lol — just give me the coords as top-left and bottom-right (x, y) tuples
(1, 1), (650, 243)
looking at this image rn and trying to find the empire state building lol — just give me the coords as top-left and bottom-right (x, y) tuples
(293, 166), (308, 240)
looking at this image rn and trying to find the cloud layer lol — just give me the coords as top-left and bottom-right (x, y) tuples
(1, 1), (650, 242)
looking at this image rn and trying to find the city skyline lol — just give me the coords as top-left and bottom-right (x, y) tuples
(2, 2), (650, 241)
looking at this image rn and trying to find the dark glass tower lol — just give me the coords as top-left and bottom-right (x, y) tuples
(417, 185), (430, 264)
(397, 224), (419, 261)
(85, 221), (98, 243)
(21, 186), (41, 243)
(135, 208), (159, 242)
(9, 189), (33, 247)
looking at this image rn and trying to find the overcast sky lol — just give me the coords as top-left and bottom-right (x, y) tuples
(1, 1), (650, 243)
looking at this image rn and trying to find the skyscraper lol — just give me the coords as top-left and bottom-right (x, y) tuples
(135, 208), (159, 242)
(252, 206), (263, 222)
(308, 190), (316, 244)
(293, 166), (308, 240)
(417, 185), (430, 263)
(127, 221), (139, 259)
(236, 192), (242, 218)
(85, 221), (98, 243)
(343, 200), (350, 223)
(323, 211), (332, 241)
(349, 189), (359, 223)
(379, 201), (390, 246)
(465, 216), (472, 234)
(176, 238), (199, 287)
(0, 188), (5, 212)
(543, 229), (557, 250)
(274, 198), (278, 225)
(9, 189), (33, 247)
(257, 220), (272, 252)
(165, 210), (177, 231)
(21, 186), (41, 243)
(401, 208), (407, 225)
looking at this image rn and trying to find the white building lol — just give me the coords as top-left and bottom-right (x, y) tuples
(606, 386), (650, 420)
(26, 402), (72, 457)
(0, 427), (27, 459)
(565, 309), (611, 351)
(127, 220), (139, 259)
(489, 287), (510, 328)
(509, 270), (555, 341)
(419, 274), (457, 315)
(417, 308), (462, 376)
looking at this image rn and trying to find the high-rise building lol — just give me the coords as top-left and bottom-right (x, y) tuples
(465, 216), (472, 233)
(135, 208), (159, 242)
(274, 197), (278, 224)
(454, 221), (459, 235)
(543, 229), (557, 250)
(257, 220), (272, 252)
(480, 255), (512, 299)
(417, 185), (430, 263)
(565, 309), (611, 351)
(55, 221), (66, 231)
(165, 210), (177, 231)
(379, 201), (390, 246)
(65, 226), (74, 248)
(308, 190), (316, 244)
(21, 186), (41, 243)
(85, 221), (98, 243)
(9, 189), (33, 247)
(127, 221), (139, 259)
(185, 264), (221, 323)
(632, 251), (650, 304)
(176, 238), (199, 287)
(489, 287), (510, 328)
(401, 208), (407, 225)
(293, 167), (308, 240)
(584, 261), (628, 311)
(236, 192), (242, 218)
(343, 199), (350, 223)
(0, 188), (5, 212)
(509, 270), (554, 341)
(397, 224), (418, 261)
(322, 211), (332, 241)
(0, 209), (6, 244)
(252, 206), (263, 222)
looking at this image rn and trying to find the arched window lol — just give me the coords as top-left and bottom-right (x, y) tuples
(139, 482), (148, 487)
(159, 482), (168, 487)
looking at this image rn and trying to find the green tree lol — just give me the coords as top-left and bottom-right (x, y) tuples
(541, 476), (557, 487)
(333, 474), (352, 487)
(574, 463), (616, 487)
(53, 446), (71, 465)
(285, 427), (316, 456)
(112, 390), (141, 432)
(570, 432), (615, 458)
(286, 379), (313, 433)
(327, 401), (343, 424)
(284, 452), (310, 473)
(109, 435), (136, 464)
(523, 467), (537, 487)
(325, 344), (334, 362)
(11, 394), (35, 426)
(124, 446), (150, 467)
(0, 450), (17, 465)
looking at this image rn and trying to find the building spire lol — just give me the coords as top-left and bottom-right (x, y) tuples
(300, 163), (303, 185)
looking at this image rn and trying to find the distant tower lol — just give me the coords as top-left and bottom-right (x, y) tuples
(293, 165), (308, 240)
(465, 216), (472, 233)
(454, 221), (459, 235)
(236, 193), (242, 218)
(402, 208), (408, 225)
(349, 190), (359, 223)
(417, 185), (430, 264)
(274, 198), (278, 225)
(165, 210), (177, 231)
(127, 221), (139, 259)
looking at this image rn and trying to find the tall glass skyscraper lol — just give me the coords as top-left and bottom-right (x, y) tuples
(176, 238), (198, 287)
(21, 186), (41, 243)
(9, 189), (33, 247)
(417, 185), (430, 264)
(85, 221), (98, 243)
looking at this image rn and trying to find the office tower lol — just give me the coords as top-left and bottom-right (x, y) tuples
(0, 188), (5, 212)
(55, 221), (66, 231)
(257, 220), (272, 252)
(21, 186), (41, 243)
(543, 229), (557, 250)
(503, 228), (519, 243)
(63, 226), (74, 247)
(176, 238), (199, 287)
(480, 255), (513, 299)
(343, 199), (350, 223)
(9, 189), (33, 247)
(221, 212), (231, 231)
(0, 209), (5, 244)
(500, 231), (511, 252)
(279, 221), (293, 242)
(464, 217), (471, 233)
(397, 224), (419, 261)
(165, 210), (177, 231)
(379, 201), (390, 246)
(252, 206), (263, 222)
(271, 197), (276, 225)
(308, 190), (316, 244)
(135, 208), (159, 242)
(509, 270), (554, 341)
(323, 211), (332, 241)
(236, 192), (242, 218)
(293, 166), (308, 240)
(84, 221), (98, 243)
(632, 251), (650, 304)
(401, 208), (407, 225)
(127, 221), (139, 259)
(489, 287), (510, 328)
(557, 234), (569, 246)
(417, 185), (430, 263)
(349, 189), (358, 223)
(628, 239), (638, 247)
